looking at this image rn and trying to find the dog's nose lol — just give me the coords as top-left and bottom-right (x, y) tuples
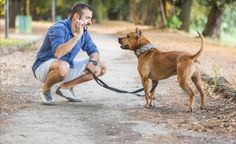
(118, 38), (122, 43)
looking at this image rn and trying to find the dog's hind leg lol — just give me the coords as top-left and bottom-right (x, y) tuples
(177, 65), (195, 112)
(191, 69), (206, 110)
(178, 78), (195, 112)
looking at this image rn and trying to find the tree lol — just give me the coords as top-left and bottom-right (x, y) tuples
(88, 0), (108, 23)
(9, 0), (16, 28)
(199, 0), (236, 38)
(202, 2), (223, 38)
(9, 0), (32, 28)
(156, 0), (167, 28)
(130, 0), (160, 26)
(169, 0), (193, 32)
(179, 0), (192, 32)
(106, 0), (129, 21)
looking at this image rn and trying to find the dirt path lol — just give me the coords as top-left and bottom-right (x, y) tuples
(1, 26), (236, 143)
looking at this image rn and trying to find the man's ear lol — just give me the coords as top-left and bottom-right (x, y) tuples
(73, 13), (80, 20)
(135, 27), (142, 37)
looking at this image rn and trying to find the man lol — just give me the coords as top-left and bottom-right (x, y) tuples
(32, 2), (106, 105)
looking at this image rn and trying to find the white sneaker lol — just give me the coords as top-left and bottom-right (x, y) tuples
(40, 91), (55, 105)
(56, 87), (82, 102)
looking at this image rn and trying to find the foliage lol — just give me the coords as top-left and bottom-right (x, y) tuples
(0, 38), (26, 47)
(0, 0), (4, 17)
(193, 0), (236, 41)
(2, 0), (236, 42)
(196, 0), (235, 7)
(190, 0), (209, 32)
(222, 4), (236, 34)
(168, 0), (188, 7)
(57, 0), (88, 19)
(195, 0), (236, 33)
(211, 64), (221, 90)
(89, 0), (108, 23)
(166, 12), (182, 29)
(220, 4), (236, 46)
(106, 0), (129, 20)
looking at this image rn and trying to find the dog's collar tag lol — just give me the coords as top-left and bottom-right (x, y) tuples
(134, 43), (156, 57)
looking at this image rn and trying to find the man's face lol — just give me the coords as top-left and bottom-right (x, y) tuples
(74, 9), (93, 26)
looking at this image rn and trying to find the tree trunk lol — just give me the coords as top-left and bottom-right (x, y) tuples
(51, 0), (56, 22)
(142, 0), (161, 25)
(22, 0), (27, 15)
(140, 1), (148, 25)
(9, 0), (16, 28)
(130, 0), (136, 24)
(203, 3), (224, 38)
(156, 0), (167, 28)
(179, 0), (192, 32)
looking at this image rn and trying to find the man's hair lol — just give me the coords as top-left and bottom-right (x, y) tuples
(70, 2), (92, 20)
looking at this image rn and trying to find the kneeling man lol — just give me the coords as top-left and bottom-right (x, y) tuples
(32, 2), (106, 105)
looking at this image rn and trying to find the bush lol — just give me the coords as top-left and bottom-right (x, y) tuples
(166, 14), (182, 29)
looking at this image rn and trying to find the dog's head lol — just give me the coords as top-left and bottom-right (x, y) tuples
(118, 28), (148, 51)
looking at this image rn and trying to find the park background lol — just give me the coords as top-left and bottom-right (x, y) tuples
(0, 1), (236, 143)
(0, 0), (236, 46)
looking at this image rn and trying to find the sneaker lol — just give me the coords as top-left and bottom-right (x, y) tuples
(40, 91), (55, 105)
(56, 87), (82, 102)
(70, 88), (76, 97)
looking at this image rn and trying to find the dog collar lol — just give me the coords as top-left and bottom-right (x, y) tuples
(134, 43), (157, 57)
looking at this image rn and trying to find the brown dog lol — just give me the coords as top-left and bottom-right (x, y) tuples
(118, 28), (206, 111)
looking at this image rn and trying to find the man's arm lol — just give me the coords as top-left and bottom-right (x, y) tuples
(54, 34), (82, 58)
(54, 19), (83, 58)
(86, 52), (99, 74)
(89, 52), (99, 61)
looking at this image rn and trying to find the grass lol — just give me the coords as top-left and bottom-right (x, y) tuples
(189, 28), (236, 48)
(220, 32), (236, 48)
(0, 38), (27, 47)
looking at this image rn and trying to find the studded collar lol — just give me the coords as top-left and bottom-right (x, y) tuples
(134, 43), (157, 57)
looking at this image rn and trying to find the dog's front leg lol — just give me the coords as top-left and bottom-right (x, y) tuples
(141, 76), (150, 108)
(150, 80), (158, 107)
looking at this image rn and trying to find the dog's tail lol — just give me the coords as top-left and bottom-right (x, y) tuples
(190, 31), (205, 60)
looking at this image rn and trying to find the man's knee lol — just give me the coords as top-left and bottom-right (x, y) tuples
(50, 60), (70, 79)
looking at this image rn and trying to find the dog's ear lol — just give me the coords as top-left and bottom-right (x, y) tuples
(135, 28), (142, 38)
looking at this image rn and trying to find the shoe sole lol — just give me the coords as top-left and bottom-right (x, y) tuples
(42, 101), (55, 105)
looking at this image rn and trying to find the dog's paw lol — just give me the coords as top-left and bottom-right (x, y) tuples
(144, 104), (150, 108)
(149, 102), (156, 107)
(186, 108), (193, 113)
(200, 105), (205, 110)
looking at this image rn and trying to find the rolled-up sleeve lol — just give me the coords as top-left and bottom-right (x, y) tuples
(82, 32), (99, 56)
(49, 27), (65, 54)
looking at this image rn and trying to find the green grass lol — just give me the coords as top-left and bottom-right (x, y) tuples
(0, 38), (27, 47)
(189, 28), (236, 48)
(220, 32), (236, 48)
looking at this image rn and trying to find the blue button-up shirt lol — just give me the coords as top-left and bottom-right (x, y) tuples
(32, 18), (98, 73)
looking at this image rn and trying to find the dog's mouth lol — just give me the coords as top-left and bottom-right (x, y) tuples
(120, 45), (129, 50)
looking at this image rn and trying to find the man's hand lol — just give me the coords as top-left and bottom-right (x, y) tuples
(86, 60), (97, 74)
(84, 52), (99, 75)
(73, 19), (85, 40)
(55, 19), (85, 58)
